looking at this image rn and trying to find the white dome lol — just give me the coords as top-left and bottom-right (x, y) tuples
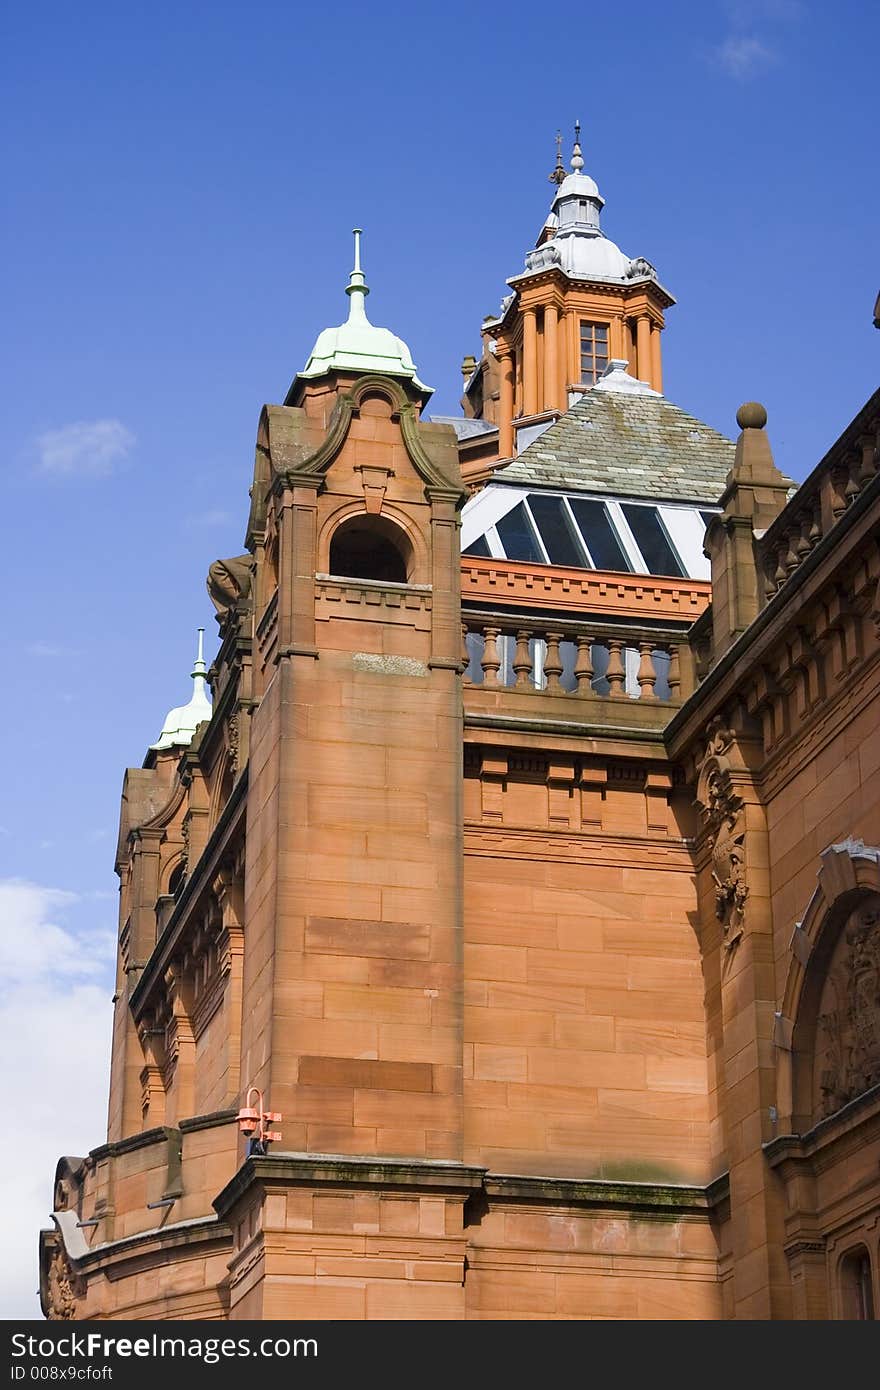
(553, 230), (633, 282)
(551, 170), (603, 207)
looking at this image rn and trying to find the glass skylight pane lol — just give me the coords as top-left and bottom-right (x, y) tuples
(527, 494), (585, 567)
(569, 499), (631, 572)
(496, 502), (544, 563)
(620, 504), (685, 577)
(463, 535), (491, 558)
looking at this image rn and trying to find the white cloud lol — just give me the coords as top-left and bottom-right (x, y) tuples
(715, 33), (776, 77)
(0, 880), (114, 1318)
(712, 0), (800, 79)
(35, 419), (135, 477)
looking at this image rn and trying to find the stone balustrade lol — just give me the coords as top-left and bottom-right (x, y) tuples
(759, 403), (879, 601)
(462, 617), (695, 703)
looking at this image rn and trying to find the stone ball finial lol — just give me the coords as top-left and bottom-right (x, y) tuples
(736, 401), (768, 430)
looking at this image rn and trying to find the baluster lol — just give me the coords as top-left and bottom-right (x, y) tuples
(795, 512), (812, 560)
(461, 623), (471, 682)
(844, 451), (860, 504)
(857, 433), (876, 488)
(513, 630), (533, 689)
(606, 640), (626, 699)
(773, 544), (787, 588)
(573, 635), (594, 697)
(784, 528), (800, 574)
(544, 632), (564, 694)
(808, 507), (821, 548)
(831, 467), (847, 520)
(637, 642), (658, 700)
(481, 625), (501, 685)
(667, 644), (680, 700)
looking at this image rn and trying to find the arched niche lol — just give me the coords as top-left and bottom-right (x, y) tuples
(782, 840), (880, 1131)
(838, 1245), (876, 1320)
(327, 512), (415, 585)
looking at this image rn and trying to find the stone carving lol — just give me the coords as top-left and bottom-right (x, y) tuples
(46, 1246), (80, 1320)
(180, 815), (190, 878)
(817, 893), (880, 1118)
(206, 555), (253, 620)
(626, 256), (658, 281)
(696, 724), (748, 954)
(228, 711), (239, 773)
(525, 244), (561, 273)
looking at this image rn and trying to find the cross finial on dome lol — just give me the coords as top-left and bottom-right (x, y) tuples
(571, 120), (584, 173)
(549, 130), (566, 185)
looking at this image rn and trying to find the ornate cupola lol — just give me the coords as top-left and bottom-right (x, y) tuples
(550, 121), (604, 237)
(285, 230), (432, 411)
(149, 628), (213, 754)
(460, 125), (676, 464)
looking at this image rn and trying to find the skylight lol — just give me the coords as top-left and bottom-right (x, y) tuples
(461, 486), (717, 581)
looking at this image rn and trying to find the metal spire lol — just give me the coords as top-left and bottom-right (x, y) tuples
(571, 120), (584, 173)
(549, 130), (566, 185)
(345, 227), (370, 322)
(191, 627), (207, 683)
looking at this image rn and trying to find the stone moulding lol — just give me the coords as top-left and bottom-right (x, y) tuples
(265, 375), (464, 504)
(212, 1152), (729, 1223)
(482, 1173), (721, 1216)
(213, 1154), (487, 1218)
(764, 1081), (880, 1174)
(461, 555), (711, 621)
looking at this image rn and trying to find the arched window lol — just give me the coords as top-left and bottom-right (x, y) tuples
(840, 1247), (875, 1319)
(329, 516), (411, 584)
(168, 861), (186, 899)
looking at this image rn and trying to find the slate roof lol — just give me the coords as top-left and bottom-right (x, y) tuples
(500, 388), (737, 505)
(431, 414), (498, 440)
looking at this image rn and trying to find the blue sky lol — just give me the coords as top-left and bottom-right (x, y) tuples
(1, 0), (878, 1316)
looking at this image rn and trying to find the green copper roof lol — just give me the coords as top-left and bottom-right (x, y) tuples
(298, 230), (432, 395)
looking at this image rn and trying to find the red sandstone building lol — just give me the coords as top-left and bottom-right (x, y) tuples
(41, 134), (880, 1321)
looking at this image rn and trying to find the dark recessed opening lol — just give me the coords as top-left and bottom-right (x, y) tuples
(329, 518), (410, 584)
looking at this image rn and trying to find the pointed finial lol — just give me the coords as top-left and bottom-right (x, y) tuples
(344, 227), (369, 315)
(549, 130), (566, 185)
(571, 119), (584, 174)
(345, 227), (370, 323)
(192, 626), (207, 679)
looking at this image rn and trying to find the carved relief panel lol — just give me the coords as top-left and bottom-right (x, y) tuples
(696, 722), (748, 956)
(813, 892), (880, 1121)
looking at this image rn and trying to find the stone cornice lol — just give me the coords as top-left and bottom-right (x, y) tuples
(764, 1084), (880, 1176)
(483, 1172), (720, 1216)
(213, 1153), (487, 1219)
(45, 1212), (231, 1274)
(462, 557), (710, 625)
(213, 1153), (728, 1223)
(463, 707), (670, 745)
